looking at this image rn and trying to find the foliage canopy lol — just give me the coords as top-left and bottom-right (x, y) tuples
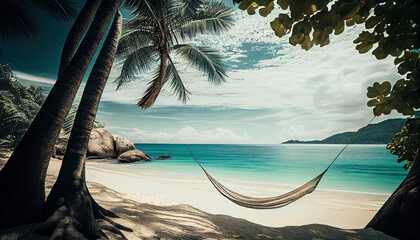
(387, 118), (420, 170)
(233, 0), (420, 117)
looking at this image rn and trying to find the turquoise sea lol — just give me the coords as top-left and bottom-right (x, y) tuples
(131, 144), (408, 194)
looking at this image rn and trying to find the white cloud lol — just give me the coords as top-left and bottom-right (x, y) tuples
(114, 125), (250, 144)
(15, 71), (56, 85)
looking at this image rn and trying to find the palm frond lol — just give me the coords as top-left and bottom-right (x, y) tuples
(62, 107), (76, 136)
(0, 1), (38, 43)
(116, 29), (154, 58)
(27, 85), (45, 106)
(179, 0), (205, 15)
(115, 45), (157, 90)
(175, 44), (227, 84)
(123, 0), (160, 19)
(137, 67), (161, 109)
(0, 104), (20, 126)
(176, 1), (234, 40)
(165, 58), (191, 104)
(61, 106), (106, 136)
(93, 121), (106, 129)
(30, 0), (78, 22)
(0, 64), (43, 150)
(122, 15), (155, 32)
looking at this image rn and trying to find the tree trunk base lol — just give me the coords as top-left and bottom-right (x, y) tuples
(35, 182), (131, 239)
(366, 151), (420, 240)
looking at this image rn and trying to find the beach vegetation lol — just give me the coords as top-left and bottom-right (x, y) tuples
(387, 119), (420, 170)
(0, 64), (44, 151)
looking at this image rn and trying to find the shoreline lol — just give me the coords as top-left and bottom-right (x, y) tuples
(0, 157), (396, 239)
(82, 159), (390, 229)
(87, 161), (393, 196)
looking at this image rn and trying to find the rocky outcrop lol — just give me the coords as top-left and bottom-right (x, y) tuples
(118, 150), (151, 163)
(113, 135), (135, 156)
(87, 128), (115, 158)
(54, 129), (142, 161)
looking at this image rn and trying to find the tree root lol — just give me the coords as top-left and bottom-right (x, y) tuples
(35, 188), (132, 239)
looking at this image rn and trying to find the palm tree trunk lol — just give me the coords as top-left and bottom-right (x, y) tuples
(0, 0), (120, 228)
(36, 12), (123, 239)
(366, 144), (420, 240)
(137, 51), (169, 109)
(58, 0), (102, 75)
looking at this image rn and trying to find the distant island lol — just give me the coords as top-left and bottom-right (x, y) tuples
(283, 118), (407, 144)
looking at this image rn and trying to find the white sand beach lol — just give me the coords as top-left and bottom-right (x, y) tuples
(81, 159), (390, 229)
(0, 157), (396, 239)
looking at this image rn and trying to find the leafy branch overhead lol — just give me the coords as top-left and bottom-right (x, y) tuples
(233, 0), (420, 116)
(387, 119), (420, 170)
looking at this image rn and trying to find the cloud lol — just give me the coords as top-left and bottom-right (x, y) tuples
(15, 71), (56, 85)
(114, 125), (250, 144)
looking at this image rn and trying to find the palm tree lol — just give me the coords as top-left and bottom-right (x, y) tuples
(0, 0), (120, 228)
(0, 0), (78, 57)
(115, 0), (234, 109)
(35, 12), (124, 239)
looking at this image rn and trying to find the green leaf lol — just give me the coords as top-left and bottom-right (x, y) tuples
(289, 34), (304, 45)
(373, 104), (382, 116)
(367, 99), (379, 107)
(238, 0), (254, 10)
(372, 46), (389, 60)
(367, 82), (381, 98)
(334, 20), (344, 35)
(357, 42), (373, 54)
(379, 81), (391, 95)
(277, 0), (289, 10)
(365, 16), (382, 29)
(332, 0), (360, 20)
(259, 2), (274, 17)
(393, 79), (405, 90)
(346, 19), (355, 26)
(247, 5), (256, 15)
(301, 35), (313, 50)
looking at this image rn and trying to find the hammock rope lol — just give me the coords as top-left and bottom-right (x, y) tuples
(185, 116), (376, 209)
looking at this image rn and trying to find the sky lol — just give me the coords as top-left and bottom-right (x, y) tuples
(0, 2), (406, 144)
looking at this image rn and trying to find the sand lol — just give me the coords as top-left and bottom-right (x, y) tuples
(0, 157), (396, 239)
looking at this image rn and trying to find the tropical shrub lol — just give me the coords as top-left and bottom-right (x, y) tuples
(0, 64), (44, 150)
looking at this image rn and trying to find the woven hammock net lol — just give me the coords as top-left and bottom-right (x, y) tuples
(198, 163), (327, 209)
(184, 118), (375, 209)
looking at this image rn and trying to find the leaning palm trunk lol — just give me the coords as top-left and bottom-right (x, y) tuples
(366, 145), (420, 240)
(0, 0), (120, 228)
(58, 0), (102, 75)
(36, 12), (125, 239)
(137, 51), (169, 109)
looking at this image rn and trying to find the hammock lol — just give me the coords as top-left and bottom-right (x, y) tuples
(184, 117), (375, 209)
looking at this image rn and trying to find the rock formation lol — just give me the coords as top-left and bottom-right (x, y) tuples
(118, 150), (151, 163)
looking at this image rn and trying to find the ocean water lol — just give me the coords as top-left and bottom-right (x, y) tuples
(129, 144), (408, 194)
